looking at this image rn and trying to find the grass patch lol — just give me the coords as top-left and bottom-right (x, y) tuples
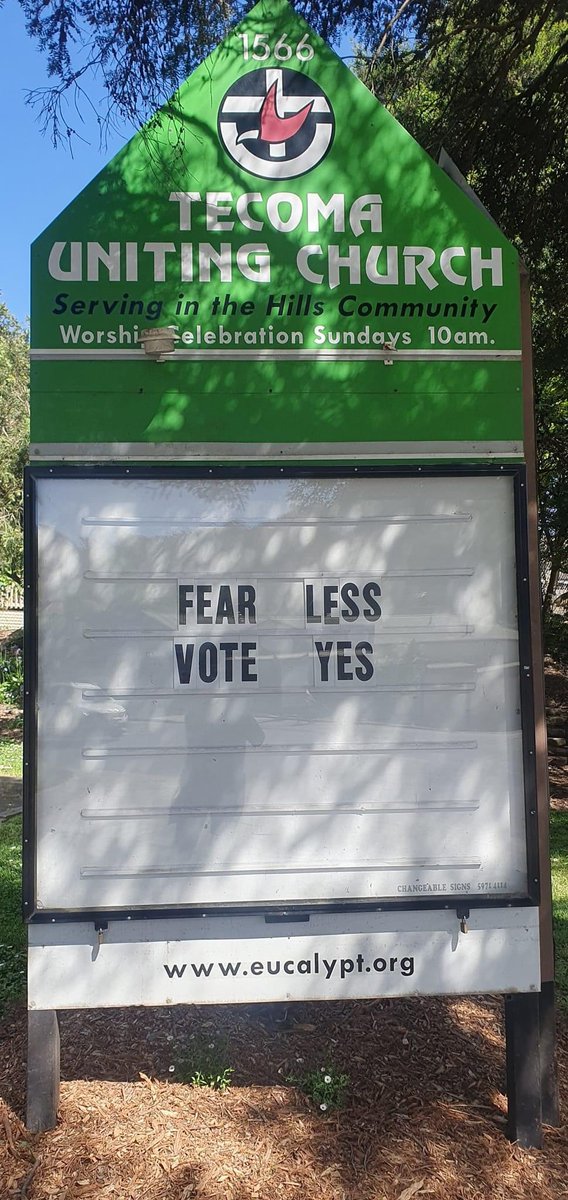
(287, 1064), (349, 1114)
(0, 739), (22, 777)
(550, 808), (568, 1010)
(0, 815), (25, 1013)
(176, 1035), (234, 1090)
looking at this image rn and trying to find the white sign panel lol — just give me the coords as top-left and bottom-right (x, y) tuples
(28, 908), (540, 1009)
(30, 471), (532, 914)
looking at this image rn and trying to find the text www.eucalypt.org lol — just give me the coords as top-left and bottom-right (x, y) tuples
(163, 951), (415, 981)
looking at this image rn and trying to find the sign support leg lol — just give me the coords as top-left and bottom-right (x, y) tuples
(505, 993), (542, 1148)
(539, 980), (560, 1126)
(519, 267), (560, 1127)
(26, 1009), (60, 1131)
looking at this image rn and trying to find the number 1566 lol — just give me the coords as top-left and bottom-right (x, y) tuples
(236, 32), (314, 61)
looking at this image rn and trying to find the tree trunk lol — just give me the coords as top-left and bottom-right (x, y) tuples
(542, 562), (560, 620)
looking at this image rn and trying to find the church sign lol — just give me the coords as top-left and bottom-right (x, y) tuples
(25, 0), (550, 1146)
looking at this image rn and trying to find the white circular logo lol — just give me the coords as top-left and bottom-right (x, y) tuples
(218, 68), (335, 180)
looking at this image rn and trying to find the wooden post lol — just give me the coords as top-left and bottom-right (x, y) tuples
(539, 980), (559, 1127)
(505, 993), (542, 1148)
(520, 266), (560, 1126)
(26, 1010), (60, 1131)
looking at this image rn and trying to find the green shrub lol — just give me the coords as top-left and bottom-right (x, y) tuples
(544, 614), (568, 666)
(0, 644), (23, 706)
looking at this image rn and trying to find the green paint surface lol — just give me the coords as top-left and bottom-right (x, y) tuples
(30, 0), (522, 449)
(31, 360), (522, 445)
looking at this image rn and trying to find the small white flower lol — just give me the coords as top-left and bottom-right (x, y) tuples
(208, 1042), (215, 1049)
(324, 1075), (332, 1084)
(296, 1057), (303, 1063)
(320, 1103), (328, 1111)
(168, 1065), (175, 1073)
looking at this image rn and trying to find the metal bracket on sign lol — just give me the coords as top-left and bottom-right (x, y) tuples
(95, 920), (109, 946)
(456, 906), (470, 934)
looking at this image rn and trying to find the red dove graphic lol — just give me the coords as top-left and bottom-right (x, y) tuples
(237, 81), (313, 144)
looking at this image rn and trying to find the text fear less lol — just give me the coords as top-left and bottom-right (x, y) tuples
(305, 581), (382, 623)
(178, 583), (256, 625)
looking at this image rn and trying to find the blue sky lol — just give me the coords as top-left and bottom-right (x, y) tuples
(0, 1), (353, 327)
(0, 0), (128, 324)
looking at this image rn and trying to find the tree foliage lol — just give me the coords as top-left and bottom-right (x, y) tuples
(358, 1), (568, 612)
(0, 303), (29, 586)
(17, 0), (566, 145)
(538, 371), (568, 616)
(18, 0), (231, 145)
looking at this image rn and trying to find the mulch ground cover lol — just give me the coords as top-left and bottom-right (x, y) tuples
(1, 663), (567, 1200)
(1, 996), (568, 1200)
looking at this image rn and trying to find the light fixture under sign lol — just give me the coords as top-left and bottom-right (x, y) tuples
(139, 326), (179, 361)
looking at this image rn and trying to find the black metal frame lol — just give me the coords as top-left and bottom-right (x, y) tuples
(23, 463), (540, 923)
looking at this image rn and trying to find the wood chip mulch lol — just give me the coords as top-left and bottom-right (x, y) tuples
(1, 994), (568, 1200)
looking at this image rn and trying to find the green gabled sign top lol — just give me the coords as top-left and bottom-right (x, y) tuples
(30, 0), (522, 451)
